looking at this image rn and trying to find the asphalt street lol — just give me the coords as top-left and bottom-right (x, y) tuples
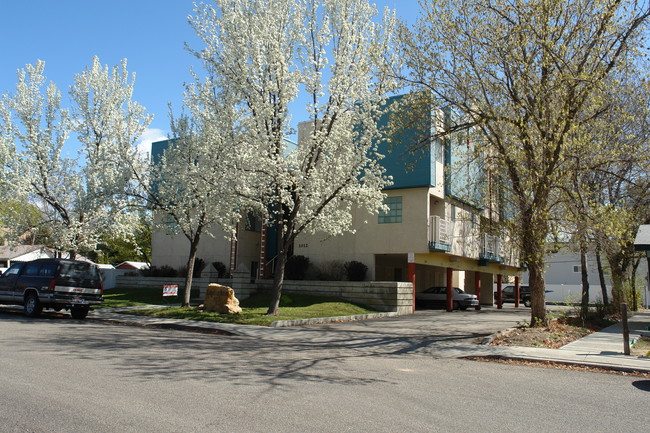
(0, 310), (648, 432)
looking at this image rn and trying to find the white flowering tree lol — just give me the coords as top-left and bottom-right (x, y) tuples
(401, 0), (649, 325)
(0, 57), (151, 258)
(141, 77), (248, 307)
(0, 99), (15, 194)
(189, 0), (400, 315)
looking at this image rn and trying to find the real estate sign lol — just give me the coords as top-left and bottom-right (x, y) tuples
(162, 284), (178, 297)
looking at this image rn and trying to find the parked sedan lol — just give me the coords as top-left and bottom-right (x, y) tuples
(416, 286), (479, 310)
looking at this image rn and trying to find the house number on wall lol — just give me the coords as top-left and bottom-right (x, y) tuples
(298, 243), (309, 248)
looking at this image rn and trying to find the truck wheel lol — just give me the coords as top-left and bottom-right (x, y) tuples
(524, 298), (531, 308)
(24, 293), (42, 317)
(70, 306), (90, 320)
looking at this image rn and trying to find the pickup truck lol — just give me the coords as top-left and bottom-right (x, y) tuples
(0, 258), (103, 319)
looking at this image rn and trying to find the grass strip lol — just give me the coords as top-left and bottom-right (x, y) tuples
(114, 292), (376, 327)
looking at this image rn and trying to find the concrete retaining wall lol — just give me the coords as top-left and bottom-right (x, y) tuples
(114, 275), (257, 301)
(258, 280), (413, 315)
(115, 275), (218, 290)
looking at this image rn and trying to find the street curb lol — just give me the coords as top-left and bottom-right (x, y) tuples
(90, 308), (400, 333)
(481, 327), (517, 345)
(270, 312), (399, 327)
(91, 317), (238, 336)
(466, 354), (650, 374)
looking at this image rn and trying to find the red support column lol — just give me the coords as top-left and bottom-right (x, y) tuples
(408, 262), (416, 313)
(474, 271), (482, 310)
(514, 276), (520, 308)
(446, 267), (453, 312)
(497, 274), (503, 309)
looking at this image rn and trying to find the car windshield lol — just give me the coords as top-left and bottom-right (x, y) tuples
(58, 262), (99, 280)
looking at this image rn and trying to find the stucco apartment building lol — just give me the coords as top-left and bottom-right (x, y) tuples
(151, 95), (522, 306)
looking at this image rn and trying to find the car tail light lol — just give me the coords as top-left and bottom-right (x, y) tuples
(48, 279), (56, 291)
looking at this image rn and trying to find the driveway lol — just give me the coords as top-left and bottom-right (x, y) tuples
(90, 304), (533, 358)
(302, 306), (532, 357)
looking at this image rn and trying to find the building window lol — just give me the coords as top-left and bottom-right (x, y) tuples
(573, 265), (581, 273)
(379, 196), (402, 224)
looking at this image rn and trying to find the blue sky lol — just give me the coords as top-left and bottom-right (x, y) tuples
(0, 0), (420, 152)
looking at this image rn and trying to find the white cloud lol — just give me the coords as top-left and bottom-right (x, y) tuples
(136, 128), (167, 160)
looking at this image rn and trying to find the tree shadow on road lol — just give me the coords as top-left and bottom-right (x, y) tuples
(2, 313), (489, 391)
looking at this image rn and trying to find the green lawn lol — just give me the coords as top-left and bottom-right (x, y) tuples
(100, 289), (376, 326)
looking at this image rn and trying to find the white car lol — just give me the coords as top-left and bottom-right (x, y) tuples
(416, 286), (479, 310)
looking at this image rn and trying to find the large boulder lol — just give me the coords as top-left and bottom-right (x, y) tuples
(204, 284), (242, 314)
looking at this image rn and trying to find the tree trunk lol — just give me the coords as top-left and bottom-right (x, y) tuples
(609, 259), (628, 307)
(527, 261), (547, 326)
(183, 236), (201, 307)
(579, 242), (590, 319)
(520, 210), (548, 326)
(595, 249), (609, 306)
(267, 246), (288, 316)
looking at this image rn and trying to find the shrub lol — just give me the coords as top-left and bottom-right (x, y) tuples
(177, 258), (208, 279)
(316, 260), (346, 281)
(193, 258), (207, 278)
(285, 255), (310, 280)
(344, 260), (367, 281)
(143, 265), (178, 278)
(212, 261), (229, 278)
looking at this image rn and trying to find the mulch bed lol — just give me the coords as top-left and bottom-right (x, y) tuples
(490, 316), (616, 349)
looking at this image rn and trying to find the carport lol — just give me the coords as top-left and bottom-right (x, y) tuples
(405, 252), (522, 312)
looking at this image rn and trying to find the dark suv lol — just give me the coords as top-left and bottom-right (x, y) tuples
(0, 258), (103, 319)
(498, 284), (531, 307)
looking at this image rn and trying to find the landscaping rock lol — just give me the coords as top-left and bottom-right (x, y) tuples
(204, 284), (242, 314)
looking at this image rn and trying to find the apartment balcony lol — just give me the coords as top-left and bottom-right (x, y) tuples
(479, 233), (504, 264)
(428, 216), (452, 252)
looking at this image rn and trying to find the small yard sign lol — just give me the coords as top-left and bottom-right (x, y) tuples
(162, 284), (178, 297)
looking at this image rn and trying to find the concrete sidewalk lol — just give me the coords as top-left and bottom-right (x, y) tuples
(89, 307), (650, 374)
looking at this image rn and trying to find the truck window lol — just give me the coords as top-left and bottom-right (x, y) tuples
(59, 262), (98, 280)
(23, 263), (42, 276)
(39, 264), (57, 277)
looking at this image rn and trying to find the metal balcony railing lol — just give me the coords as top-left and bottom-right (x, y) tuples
(428, 216), (452, 252)
(480, 233), (503, 263)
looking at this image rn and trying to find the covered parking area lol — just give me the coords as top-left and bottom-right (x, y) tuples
(375, 252), (523, 312)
